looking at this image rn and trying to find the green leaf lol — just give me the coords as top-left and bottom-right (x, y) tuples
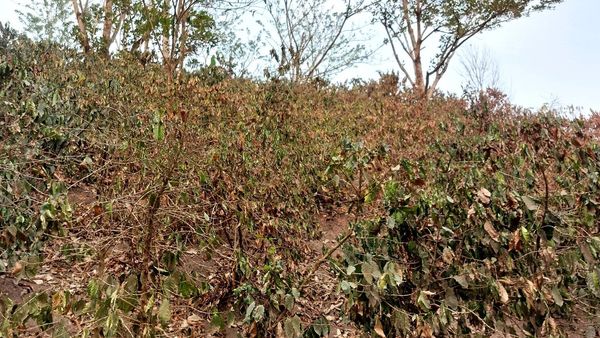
(178, 279), (198, 298)
(312, 317), (330, 336)
(417, 290), (432, 310)
(284, 316), (302, 338)
(104, 311), (119, 337)
(209, 312), (226, 330)
(52, 319), (69, 338)
(586, 270), (600, 297)
(87, 279), (100, 299)
(152, 111), (165, 141)
(552, 286), (564, 307)
(144, 294), (154, 314)
(340, 280), (356, 293)
(520, 226), (531, 243)
(162, 276), (177, 295)
(244, 301), (256, 323)
(252, 305), (265, 322)
(284, 294), (294, 311)
(158, 298), (171, 326)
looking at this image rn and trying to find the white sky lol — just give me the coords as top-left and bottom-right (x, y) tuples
(1, 0), (598, 112)
(337, 0), (600, 112)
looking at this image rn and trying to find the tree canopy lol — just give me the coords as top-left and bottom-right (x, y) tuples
(377, 0), (564, 98)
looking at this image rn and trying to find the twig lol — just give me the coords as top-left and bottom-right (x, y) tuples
(535, 163), (549, 262)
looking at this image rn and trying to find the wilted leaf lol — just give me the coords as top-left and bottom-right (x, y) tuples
(187, 314), (202, 326)
(580, 243), (596, 265)
(361, 260), (380, 285)
(442, 247), (454, 264)
(445, 287), (458, 309)
(585, 326), (597, 338)
(284, 316), (302, 338)
(497, 282), (509, 304)
(374, 317), (386, 337)
(340, 280), (356, 293)
(467, 207), (476, 219)
(245, 301), (256, 323)
(383, 262), (403, 286)
(52, 291), (67, 313)
(11, 261), (23, 275)
(453, 275), (469, 289)
(477, 188), (491, 204)
(521, 195), (538, 211)
(484, 221), (500, 242)
(276, 322), (285, 338)
(509, 229), (522, 251)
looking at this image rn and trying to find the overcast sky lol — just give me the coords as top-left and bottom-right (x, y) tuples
(1, 0), (598, 112)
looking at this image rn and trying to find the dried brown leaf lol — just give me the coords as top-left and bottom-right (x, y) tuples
(497, 281), (509, 303)
(484, 221), (500, 242)
(477, 188), (491, 204)
(374, 317), (386, 337)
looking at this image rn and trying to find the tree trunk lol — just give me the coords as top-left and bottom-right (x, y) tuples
(71, 0), (91, 54)
(101, 0), (113, 58)
(161, 0), (172, 67)
(412, 40), (427, 99)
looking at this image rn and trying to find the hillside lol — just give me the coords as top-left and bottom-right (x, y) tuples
(1, 27), (600, 337)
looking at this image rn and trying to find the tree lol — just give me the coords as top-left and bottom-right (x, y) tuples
(16, 0), (73, 45)
(121, 0), (218, 79)
(459, 44), (500, 92)
(377, 0), (563, 100)
(70, 0), (129, 57)
(262, 0), (372, 82)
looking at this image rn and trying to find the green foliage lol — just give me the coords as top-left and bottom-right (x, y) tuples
(1, 29), (85, 260)
(16, 0), (73, 45)
(324, 139), (389, 214)
(121, 0), (218, 70)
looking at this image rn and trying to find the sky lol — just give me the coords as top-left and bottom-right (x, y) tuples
(1, 0), (598, 112)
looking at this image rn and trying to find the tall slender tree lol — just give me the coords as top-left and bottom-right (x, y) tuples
(377, 0), (564, 100)
(70, 0), (129, 56)
(122, 0), (218, 78)
(262, 0), (372, 82)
